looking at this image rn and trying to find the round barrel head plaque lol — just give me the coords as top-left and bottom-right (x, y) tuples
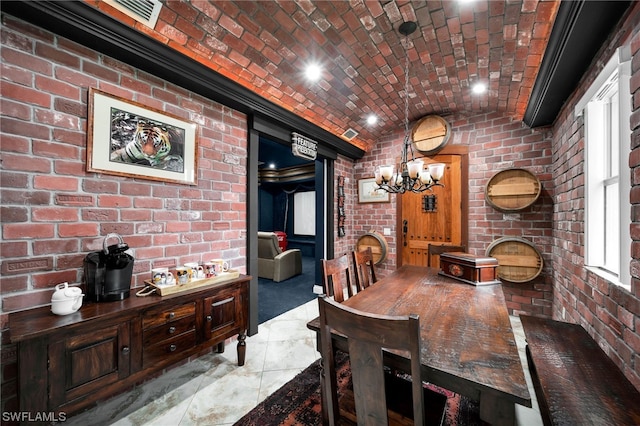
(411, 115), (451, 154)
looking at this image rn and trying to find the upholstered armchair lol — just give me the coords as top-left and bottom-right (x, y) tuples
(257, 232), (303, 282)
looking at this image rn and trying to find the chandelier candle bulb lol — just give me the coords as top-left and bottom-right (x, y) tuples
(420, 171), (432, 184)
(408, 159), (424, 179)
(374, 168), (383, 185)
(380, 165), (394, 181)
(429, 163), (445, 181)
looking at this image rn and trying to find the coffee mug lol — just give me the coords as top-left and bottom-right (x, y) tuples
(164, 271), (175, 285)
(152, 267), (169, 285)
(176, 267), (189, 285)
(184, 262), (199, 280)
(204, 262), (215, 278)
(195, 265), (205, 279)
(211, 259), (229, 274)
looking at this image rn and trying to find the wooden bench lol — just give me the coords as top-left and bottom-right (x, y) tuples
(520, 315), (640, 426)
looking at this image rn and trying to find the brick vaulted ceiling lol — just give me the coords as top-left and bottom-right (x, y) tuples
(88, 0), (560, 152)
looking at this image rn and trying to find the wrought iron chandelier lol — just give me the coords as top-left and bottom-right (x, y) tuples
(374, 21), (445, 194)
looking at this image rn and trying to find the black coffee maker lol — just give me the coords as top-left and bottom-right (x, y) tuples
(84, 233), (134, 302)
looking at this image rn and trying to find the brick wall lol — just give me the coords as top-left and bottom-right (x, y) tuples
(1, 15), (248, 412)
(354, 114), (554, 313)
(463, 113), (554, 316)
(551, 3), (640, 390)
(351, 131), (402, 278)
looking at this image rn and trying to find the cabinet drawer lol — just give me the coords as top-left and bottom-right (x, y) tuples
(143, 330), (197, 367)
(142, 302), (196, 329)
(143, 315), (196, 347)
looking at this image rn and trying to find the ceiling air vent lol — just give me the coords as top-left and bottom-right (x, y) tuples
(105, 0), (162, 29)
(342, 128), (358, 141)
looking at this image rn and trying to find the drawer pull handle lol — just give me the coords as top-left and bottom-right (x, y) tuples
(168, 312), (175, 319)
(206, 315), (212, 322)
(168, 326), (176, 334)
(169, 344), (177, 352)
(122, 346), (130, 355)
(212, 297), (234, 307)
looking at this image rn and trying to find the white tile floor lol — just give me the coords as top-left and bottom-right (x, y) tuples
(65, 300), (543, 426)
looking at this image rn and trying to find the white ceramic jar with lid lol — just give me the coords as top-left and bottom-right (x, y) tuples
(51, 282), (84, 315)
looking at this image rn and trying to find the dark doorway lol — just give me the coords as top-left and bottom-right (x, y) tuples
(256, 136), (325, 322)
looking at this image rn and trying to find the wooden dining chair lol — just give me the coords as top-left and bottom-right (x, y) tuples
(352, 247), (377, 292)
(318, 295), (446, 425)
(427, 243), (466, 268)
(321, 254), (354, 303)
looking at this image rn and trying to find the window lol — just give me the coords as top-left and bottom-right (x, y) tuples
(578, 47), (631, 289)
(293, 191), (315, 236)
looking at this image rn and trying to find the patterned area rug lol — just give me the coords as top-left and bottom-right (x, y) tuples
(234, 352), (484, 426)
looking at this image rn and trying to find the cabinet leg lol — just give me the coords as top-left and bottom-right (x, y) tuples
(237, 332), (246, 366)
(216, 341), (225, 353)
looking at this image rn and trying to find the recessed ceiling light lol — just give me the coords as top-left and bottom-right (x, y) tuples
(305, 63), (322, 82)
(366, 114), (378, 125)
(472, 83), (486, 94)
(269, 163), (276, 169)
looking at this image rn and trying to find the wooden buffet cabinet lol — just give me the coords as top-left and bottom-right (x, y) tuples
(8, 275), (250, 420)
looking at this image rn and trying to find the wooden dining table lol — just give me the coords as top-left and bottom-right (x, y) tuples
(307, 265), (531, 426)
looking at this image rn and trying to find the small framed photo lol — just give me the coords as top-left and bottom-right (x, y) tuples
(358, 177), (390, 203)
(87, 88), (198, 185)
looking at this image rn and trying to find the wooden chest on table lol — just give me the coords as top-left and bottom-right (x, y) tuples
(438, 252), (501, 286)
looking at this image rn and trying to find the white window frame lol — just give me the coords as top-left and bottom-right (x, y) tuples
(576, 46), (631, 290)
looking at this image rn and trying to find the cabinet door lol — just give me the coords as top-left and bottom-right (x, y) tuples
(48, 321), (130, 408)
(203, 286), (246, 342)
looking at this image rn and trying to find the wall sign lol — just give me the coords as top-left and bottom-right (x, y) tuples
(291, 132), (318, 160)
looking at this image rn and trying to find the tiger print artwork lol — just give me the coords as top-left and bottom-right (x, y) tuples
(110, 120), (172, 167)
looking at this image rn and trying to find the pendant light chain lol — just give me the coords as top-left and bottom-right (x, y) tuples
(403, 32), (411, 165)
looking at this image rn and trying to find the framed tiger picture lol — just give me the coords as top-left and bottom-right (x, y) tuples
(87, 88), (198, 185)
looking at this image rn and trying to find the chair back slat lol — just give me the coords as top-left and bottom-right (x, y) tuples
(321, 254), (353, 302)
(352, 247), (377, 291)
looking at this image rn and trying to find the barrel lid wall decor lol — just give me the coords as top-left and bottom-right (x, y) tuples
(355, 231), (388, 265)
(485, 168), (541, 212)
(486, 237), (543, 283)
(411, 115), (451, 154)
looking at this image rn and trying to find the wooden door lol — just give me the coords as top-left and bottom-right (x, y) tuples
(400, 154), (464, 268)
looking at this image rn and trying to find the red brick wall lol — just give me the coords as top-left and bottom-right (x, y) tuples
(354, 115), (554, 312)
(351, 130), (402, 278)
(1, 15), (248, 412)
(551, 3), (640, 390)
(464, 114), (554, 317)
